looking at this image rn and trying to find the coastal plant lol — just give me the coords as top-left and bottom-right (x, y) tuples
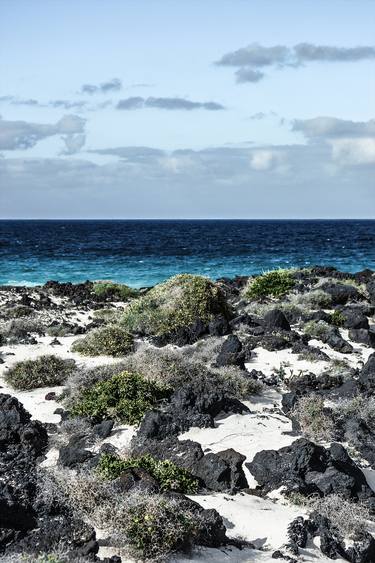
(92, 281), (138, 301)
(309, 495), (371, 539)
(244, 269), (295, 299)
(0, 317), (45, 343)
(303, 320), (332, 341)
(69, 370), (171, 424)
(97, 453), (199, 493)
(123, 493), (200, 560)
(330, 310), (346, 327)
(120, 274), (230, 338)
(289, 289), (332, 309)
(57, 472), (203, 561)
(71, 324), (133, 357)
(4, 304), (34, 319)
(334, 396), (375, 430)
(4, 354), (76, 390)
(290, 395), (335, 442)
(92, 307), (123, 323)
(118, 343), (262, 398)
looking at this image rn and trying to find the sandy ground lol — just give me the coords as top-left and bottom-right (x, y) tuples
(1, 317), (374, 562)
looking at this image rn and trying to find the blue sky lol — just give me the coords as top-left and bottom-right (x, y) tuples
(1, 0), (374, 218)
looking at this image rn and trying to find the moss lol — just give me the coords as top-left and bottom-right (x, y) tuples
(92, 281), (138, 301)
(71, 324), (133, 357)
(245, 269), (295, 299)
(5, 354), (76, 390)
(70, 370), (171, 424)
(330, 310), (346, 327)
(121, 273), (230, 337)
(97, 453), (199, 493)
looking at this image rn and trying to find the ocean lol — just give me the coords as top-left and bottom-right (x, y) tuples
(0, 220), (374, 287)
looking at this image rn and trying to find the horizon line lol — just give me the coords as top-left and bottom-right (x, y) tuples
(1, 217), (375, 222)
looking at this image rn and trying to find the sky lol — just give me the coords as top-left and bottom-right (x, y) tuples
(0, 0), (374, 219)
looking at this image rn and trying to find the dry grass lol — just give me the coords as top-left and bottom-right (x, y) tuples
(290, 395), (335, 442)
(309, 494), (372, 539)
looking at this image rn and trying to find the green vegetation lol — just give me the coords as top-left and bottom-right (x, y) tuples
(4, 305), (34, 318)
(330, 310), (346, 327)
(303, 320), (332, 340)
(70, 370), (171, 424)
(93, 281), (138, 301)
(125, 495), (199, 560)
(245, 269), (295, 299)
(5, 354), (75, 390)
(120, 274), (230, 337)
(71, 324), (133, 357)
(291, 395), (335, 442)
(97, 453), (199, 493)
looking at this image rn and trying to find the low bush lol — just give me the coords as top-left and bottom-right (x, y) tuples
(289, 289), (332, 309)
(291, 395), (335, 442)
(4, 304), (34, 318)
(334, 396), (375, 430)
(97, 453), (199, 493)
(58, 473), (203, 561)
(71, 324), (133, 357)
(124, 493), (200, 560)
(0, 317), (45, 343)
(92, 307), (123, 323)
(303, 320), (332, 341)
(330, 310), (346, 327)
(119, 343), (262, 399)
(92, 281), (138, 301)
(244, 269), (295, 299)
(120, 274), (230, 338)
(4, 354), (76, 390)
(70, 370), (171, 424)
(309, 494), (371, 539)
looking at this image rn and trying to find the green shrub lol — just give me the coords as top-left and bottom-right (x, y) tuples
(70, 370), (171, 424)
(124, 495), (199, 560)
(245, 269), (295, 299)
(291, 395), (335, 442)
(71, 324), (133, 357)
(5, 354), (76, 390)
(5, 305), (34, 318)
(97, 453), (199, 493)
(93, 281), (138, 301)
(92, 308), (123, 323)
(330, 310), (346, 327)
(121, 274), (230, 337)
(303, 320), (332, 340)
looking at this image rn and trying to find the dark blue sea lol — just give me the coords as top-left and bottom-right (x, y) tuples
(0, 220), (374, 287)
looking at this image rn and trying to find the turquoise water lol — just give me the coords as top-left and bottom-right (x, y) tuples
(1, 220), (374, 287)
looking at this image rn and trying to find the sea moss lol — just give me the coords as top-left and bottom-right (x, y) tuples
(70, 370), (171, 424)
(120, 274), (230, 338)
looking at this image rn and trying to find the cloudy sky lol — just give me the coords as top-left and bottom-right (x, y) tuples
(1, 0), (374, 218)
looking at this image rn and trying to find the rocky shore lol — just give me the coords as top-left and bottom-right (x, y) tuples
(1, 267), (375, 562)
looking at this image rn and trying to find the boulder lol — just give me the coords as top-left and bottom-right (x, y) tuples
(321, 283), (362, 305)
(247, 438), (374, 503)
(358, 353), (375, 392)
(131, 436), (248, 493)
(215, 335), (245, 368)
(263, 309), (291, 332)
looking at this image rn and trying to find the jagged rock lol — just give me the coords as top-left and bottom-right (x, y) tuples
(215, 334), (245, 368)
(93, 419), (114, 439)
(247, 438), (375, 503)
(340, 309), (369, 330)
(244, 330), (302, 352)
(137, 383), (249, 439)
(358, 353), (375, 392)
(263, 309), (291, 332)
(0, 394), (97, 558)
(208, 314), (231, 336)
(349, 328), (375, 347)
(321, 282), (362, 305)
(58, 443), (93, 468)
(346, 531), (375, 562)
(367, 278), (375, 305)
(131, 436), (248, 493)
